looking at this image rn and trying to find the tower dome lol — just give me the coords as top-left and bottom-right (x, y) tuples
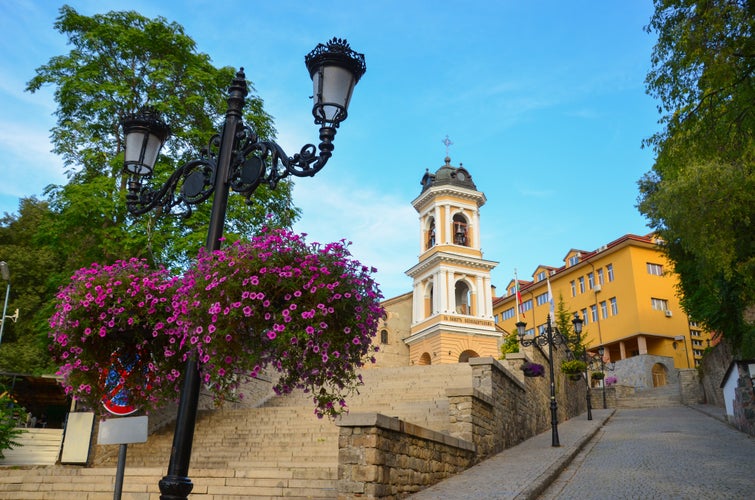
(420, 157), (477, 192)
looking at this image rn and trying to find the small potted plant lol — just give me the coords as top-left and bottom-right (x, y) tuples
(605, 376), (618, 387)
(520, 361), (545, 377)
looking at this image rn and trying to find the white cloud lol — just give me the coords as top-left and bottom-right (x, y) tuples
(292, 174), (416, 299)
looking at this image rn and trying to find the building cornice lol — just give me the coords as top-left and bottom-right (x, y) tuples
(406, 251), (499, 278)
(411, 185), (486, 212)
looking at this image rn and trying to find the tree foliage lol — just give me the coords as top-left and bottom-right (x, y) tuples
(0, 198), (63, 374)
(638, 0), (755, 355)
(1, 5), (301, 374)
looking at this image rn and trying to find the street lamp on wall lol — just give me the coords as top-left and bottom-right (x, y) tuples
(121, 38), (365, 500)
(516, 314), (568, 447)
(571, 312), (592, 421)
(589, 345), (615, 409)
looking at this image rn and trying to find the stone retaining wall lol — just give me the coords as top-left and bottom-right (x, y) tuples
(337, 355), (589, 498)
(336, 412), (476, 499)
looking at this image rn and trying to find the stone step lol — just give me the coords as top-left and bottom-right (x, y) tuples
(0, 466), (338, 499)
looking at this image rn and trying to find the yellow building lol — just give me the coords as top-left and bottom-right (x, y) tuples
(493, 234), (713, 369)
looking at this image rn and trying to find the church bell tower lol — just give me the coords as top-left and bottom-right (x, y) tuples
(404, 157), (500, 365)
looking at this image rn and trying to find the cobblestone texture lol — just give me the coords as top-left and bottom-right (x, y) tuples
(541, 406), (754, 500)
(410, 405), (754, 500)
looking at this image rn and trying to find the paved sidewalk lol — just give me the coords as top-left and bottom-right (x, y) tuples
(410, 409), (615, 500)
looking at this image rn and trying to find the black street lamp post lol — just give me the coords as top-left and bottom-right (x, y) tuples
(120, 38), (365, 500)
(589, 346), (615, 409)
(516, 314), (568, 447)
(571, 312), (592, 421)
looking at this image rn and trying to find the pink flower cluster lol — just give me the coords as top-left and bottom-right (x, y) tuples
(49, 229), (384, 419)
(173, 228), (384, 418)
(49, 259), (184, 414)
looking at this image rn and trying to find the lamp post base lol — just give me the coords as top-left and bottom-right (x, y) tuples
(158, 476), (193, 500)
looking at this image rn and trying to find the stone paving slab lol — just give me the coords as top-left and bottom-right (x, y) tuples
(410, 409), (614, 500)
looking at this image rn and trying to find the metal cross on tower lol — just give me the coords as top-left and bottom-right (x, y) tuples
(442, 134), (453, 156)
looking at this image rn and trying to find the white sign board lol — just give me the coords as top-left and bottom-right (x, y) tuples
(97, 415), (148, 445)
(61, 412), (95, 464)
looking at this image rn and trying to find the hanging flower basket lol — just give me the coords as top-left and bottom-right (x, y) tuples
(520, 362), (545, 377)
(591, 371), (605, 380)
(560, 359), (587, 375)
(49, 259), (185, 415)
(172, 228), (384, 419)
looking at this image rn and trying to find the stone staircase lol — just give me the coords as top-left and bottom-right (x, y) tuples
(0, 363), (473, 499)
(615, 382), (683, 408)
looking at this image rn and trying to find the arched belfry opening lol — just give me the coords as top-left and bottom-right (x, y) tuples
(426, 217), (436, 249)
(453, 213), (468, 246)
(406, 155), (501, 365)
(455, 280), (471, 315)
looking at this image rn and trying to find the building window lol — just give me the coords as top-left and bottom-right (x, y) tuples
(600, 301), (608, 319)
(582, 308), (589, 325)
(597, 268), (604, 285)
(536, 292), (549, 306)
(651, 298), (669, 311)
(502, 307), (515, 320)
(647, 262), (663, 276)
(610, 297), (618, 316)
(690, 330), (701, 337)
(607, 264), (614, 282)
(380, 330), (388, 344)
(453, 213), (468, 246)
(587, 272), (595, 290)
(692, 339), (703, 347)
(689, 320), (699, 327)
(578, 277), (585, 293)
(568, 255), (579, 266)
(590, 304), (598, 322)
(521, 299), (533, 313)
(570, 280), (576, 297)
(536, 270), (546, 282)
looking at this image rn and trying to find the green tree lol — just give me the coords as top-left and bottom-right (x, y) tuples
(2, 6), (300, 374)
(25, 5), (298, 272)
(638, 0), (755, 355)
(555, 293), (585, 357)
(0, 198), (62, 374)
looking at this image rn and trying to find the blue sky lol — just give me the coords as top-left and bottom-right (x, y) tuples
(0, 0), (659, 299)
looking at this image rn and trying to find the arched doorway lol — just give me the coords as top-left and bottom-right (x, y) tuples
(418, 352), (432, 365)
(651, 363), (668, 387)
(458, 350), (479, 363)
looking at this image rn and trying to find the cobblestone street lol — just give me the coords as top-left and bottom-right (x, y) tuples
(539, 406), (755, 499)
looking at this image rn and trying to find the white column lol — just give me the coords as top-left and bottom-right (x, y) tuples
(475, 275), (485, 317)
(418, 214), (425, 252)
(473, 209), (481, 249)
(446, 269), (455, 314)
(444, 205), (451, 243)
(412, 280), (422, 323)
